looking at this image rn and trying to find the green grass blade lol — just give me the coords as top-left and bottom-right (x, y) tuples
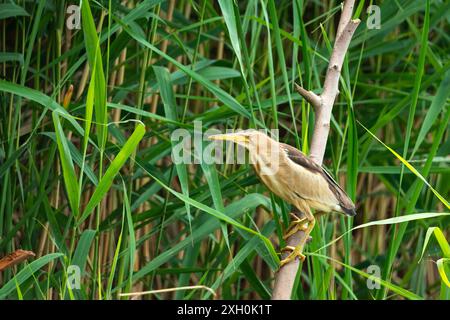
(240, 259), (271, 299)
(78, 123), (146, 225)
(130, 194), (275, 284)
(78, 57), (96, 194)
(196, 141), (231, 253)
(360, 121), (450, 209)
(66, 229), (96, 299)
(437, 258), (450, 288)
(122, 182), (136, 293)
(71, 230), (96, 273)
(309, 253), (423, 300)
(144, 170), (278, 260)
(0, 80), (84, 135)
(218, 0), (260, 126)
(218, 0), (243, 68)
(52, 113), (80, 217)
(316, 212), (450, 253)
(420, 227), (450, 261)
(203, 221), (276, 299)
(412, 70), (450, 157)
(0, 253), (64, 299)
(267, 0), (299, 145)
(0, 3), (29, 19)
(401, 0), (429, 163)
(118, 19), (263, 126)
(106, 218), (123, 300)
(0, 52), (23, 64)
(153, 66), (192, 233)
(81, 0), (107, 149)
(260, 0), (278, 128)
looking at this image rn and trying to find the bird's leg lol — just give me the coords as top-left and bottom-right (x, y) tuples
(283, 213), (308, 240)
(280, 246), (306, 265)
(279, 207), (316, 268)
(279, 219), (315, 267)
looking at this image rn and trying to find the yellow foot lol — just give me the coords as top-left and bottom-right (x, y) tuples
(283, 214), (309, 240)
(279, 245), (306, 268)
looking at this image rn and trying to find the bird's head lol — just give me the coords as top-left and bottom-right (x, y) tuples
(208, 129), (276, 151)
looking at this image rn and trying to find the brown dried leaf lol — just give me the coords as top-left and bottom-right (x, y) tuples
(0, 250), (36, 272)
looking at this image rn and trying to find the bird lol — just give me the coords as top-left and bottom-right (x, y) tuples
(208, 129), (356, 267)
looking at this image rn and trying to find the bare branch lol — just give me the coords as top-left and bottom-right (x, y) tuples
(310, 18), (360, 164)
(322, 19), (360, 101)
(272, 228), (307, 299)
(336, 0), (357, 39)
(272, 0), (360, 300)
(294, 83), (321, 109)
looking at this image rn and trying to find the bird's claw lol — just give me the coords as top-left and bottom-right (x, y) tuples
(283, 215), (309, 240)
(279, 245), (306, 268)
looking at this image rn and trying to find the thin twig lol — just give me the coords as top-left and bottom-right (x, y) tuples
(294, 83), (321, 108)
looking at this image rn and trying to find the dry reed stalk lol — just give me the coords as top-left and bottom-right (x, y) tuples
(0, 249), (35, 272)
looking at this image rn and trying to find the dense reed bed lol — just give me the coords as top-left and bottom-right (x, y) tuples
(0, 0), (448, 299)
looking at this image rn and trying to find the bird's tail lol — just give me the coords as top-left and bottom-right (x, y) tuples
(340, 206), (357, 217)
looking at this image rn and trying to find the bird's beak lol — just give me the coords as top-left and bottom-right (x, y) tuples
(208, 133), (249, 144)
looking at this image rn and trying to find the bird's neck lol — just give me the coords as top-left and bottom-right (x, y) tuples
(249, 144), (284, 175)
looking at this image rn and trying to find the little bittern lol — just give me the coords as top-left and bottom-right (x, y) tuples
(209, 129), (356, 267)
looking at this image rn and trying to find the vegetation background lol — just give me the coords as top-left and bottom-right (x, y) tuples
(0, 0), (449, 300)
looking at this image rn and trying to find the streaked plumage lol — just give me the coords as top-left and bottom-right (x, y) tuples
(209, 129), (356, 218)
(209, 129), (356, 266)
(280, 143), (356, 216)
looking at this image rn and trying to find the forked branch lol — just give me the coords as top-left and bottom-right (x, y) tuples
(272, 0), (360, 300)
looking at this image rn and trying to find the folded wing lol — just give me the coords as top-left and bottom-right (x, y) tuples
(280, 143), (356, 216)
